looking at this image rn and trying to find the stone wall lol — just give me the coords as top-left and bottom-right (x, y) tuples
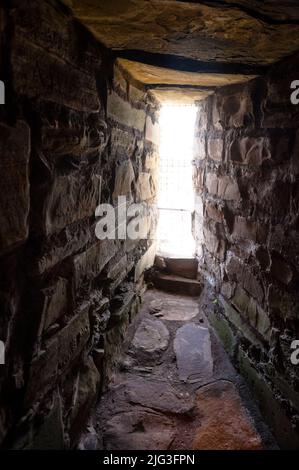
(0, 0), (158, 449)
(193, 52), (299, 448)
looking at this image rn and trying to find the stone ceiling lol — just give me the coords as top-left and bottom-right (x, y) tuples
(63, 0), (299, 100)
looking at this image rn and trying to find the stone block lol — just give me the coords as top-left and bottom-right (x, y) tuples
(205, 201), (223, 223)
(12, 35), (99, 112)
(145, 116), (160, 145)
(256, 305), (271, 341)
(0, 121), (30, 254)
(110, 128), (136, 159)
(73, 240), (118, 290)
(232, 216), (257, 241)
(270, 252), (294, 286)
(106, 254), (128, 281)
(144, 150), (158, 171)
(229, 137), (270, 166)
(40, 277), (68, 332)
(113, 160), (135, 201)
(136, 172), (155, 201)
(34, 220), (95, 276)
(212, 87), (254, 130)
(231, 286), (251, 317)
(207, 138), (223, 162)
(203, 227), (226, 261)
(238, 350), (299, 449)
(205, 172), (218, 196)
(129, 84), (146, 105)
(135, 243), (156, 281)
(192, 166), (205, 192)
(41, 116), (108, 160)
(206, 173), (240, 201)
(43, 170), (101, 235)
(218, 176), (241, 201)
(107, 91), (146, 132)
(226, 256), (264, 303)
(193, 135), (206, 160)
(69, 358), (100, 444)
(29, 395), (64, 450)
(195, 100), (209, 131)
(26, 307), (90, 404)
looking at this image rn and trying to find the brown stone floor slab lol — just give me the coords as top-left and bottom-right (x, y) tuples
(193, 380), (263, 450)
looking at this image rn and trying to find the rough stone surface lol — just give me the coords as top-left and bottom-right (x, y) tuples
(0, 121), (30, 253)
(132, 317), (170, 356)
(0, 0), (159, 449)
(193, 51), (299, 448)
(193, 381), (263, 450)
(65, 1), (299, 66)
(174, 323), (213, 383)
(104, 411), (175, 450)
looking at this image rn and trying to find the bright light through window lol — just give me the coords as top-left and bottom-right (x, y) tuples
(157, 104), (197, 258)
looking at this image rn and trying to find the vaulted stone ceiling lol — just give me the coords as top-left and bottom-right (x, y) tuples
(63, 0), (299, 95)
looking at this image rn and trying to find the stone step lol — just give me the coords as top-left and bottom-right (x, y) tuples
(152, 272), (202, 297)
(164, 257), (198, 280)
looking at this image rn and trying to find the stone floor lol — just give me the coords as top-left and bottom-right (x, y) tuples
(80, 288), (277, 450)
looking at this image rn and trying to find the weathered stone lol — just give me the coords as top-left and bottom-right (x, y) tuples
(144, 150), (158, 171)
(69, 358), (100, 443)
(229, 137), (270, 165)
(104, 410), (175, 450)
(194, 136), (206, 160)
(152, 272), (202, 297)
(256, 305), (271, 341)
(134, 243), (156, 281)
(113, 160), (135, 202)
(218, 175), (241, 201)
(203, 227), (226, 261)
(28, 395), (64, 450)
(174, 323), (213, 383)
(110, 127), (136, 159)
(107, 91), (146, 132)
(232, 216), (257, 241)
(270, 253), (294, 286)
(212, 88), (254, 130)
(40, 278), (68, 332)
(129, 84), (146, 105)
(206, 173), (241, 201)
(0, 121), (30, 253)
(193, 381), (262, 450)
(41, 117), (108, 159)
(26, 307), (90, 403)
(207, 138), (223, 162)
(205, 201), (223, 223)
(165, 257), (198, 280)
(145, 116), (159, 145)
(226, 256), (264, 303)
(66, 1), (299, 68)
(119, 377), (194, 416)
(132, 317), (169, 356)
(73, 240), (118, 290)
(192, 166), (205, 192)
(136, 172), (155, 201)
(42, 171), (101, 235)
(12, 35), (99, 112)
